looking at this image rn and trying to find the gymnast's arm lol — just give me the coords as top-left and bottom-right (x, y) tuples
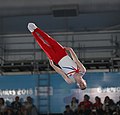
(49, 59), (73, 84)
(65, 47), (86, 73)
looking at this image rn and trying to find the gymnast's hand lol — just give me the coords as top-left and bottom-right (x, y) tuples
(49, 59), (54, 66)
(64, 47), (72, 51)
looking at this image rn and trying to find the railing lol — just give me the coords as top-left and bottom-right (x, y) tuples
(0, 30), (120, 74)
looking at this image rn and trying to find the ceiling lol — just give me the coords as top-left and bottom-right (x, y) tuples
(0, 0), (120, 73)
(0, 0), (120, 33)
(0, 0), (120, 16)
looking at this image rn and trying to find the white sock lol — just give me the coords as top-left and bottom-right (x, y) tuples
(27, 23), (37, 32)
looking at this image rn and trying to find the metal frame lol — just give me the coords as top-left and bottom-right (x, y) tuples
(0, 30), (120, 75)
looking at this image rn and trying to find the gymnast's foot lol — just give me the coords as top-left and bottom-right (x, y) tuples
(28, 23), (37, 32)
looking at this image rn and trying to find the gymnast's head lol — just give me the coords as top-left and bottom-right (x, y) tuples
(77, 81), (87, 90)
(74, 73), (87, 90)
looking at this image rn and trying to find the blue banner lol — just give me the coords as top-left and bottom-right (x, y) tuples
(0, 72), (120, 113)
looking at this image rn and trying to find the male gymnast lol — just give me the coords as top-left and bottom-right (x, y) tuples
(28, 23), (87, 90)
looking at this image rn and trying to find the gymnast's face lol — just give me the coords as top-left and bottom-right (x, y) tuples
(77, 82), (87, 90)
(74, 74), (87, 90)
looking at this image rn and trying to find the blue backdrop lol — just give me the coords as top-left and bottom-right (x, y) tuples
(0, 72), (120, 113)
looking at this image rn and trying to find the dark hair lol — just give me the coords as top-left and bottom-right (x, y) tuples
(81, 87), (87, 90)
(77, 83), (87, 90)
(0, 98), (5, 105)
(84, 94), (90, 100)
(65, 105), (70, 108)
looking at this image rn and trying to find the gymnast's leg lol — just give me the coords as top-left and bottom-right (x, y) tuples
(28, 23), (55, 60)
(28, 23), (64, 51)
(28, 23), (67, 64)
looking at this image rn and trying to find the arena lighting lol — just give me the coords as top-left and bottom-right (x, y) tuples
(52, 5), (79, 17)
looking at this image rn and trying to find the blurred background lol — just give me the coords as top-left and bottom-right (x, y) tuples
(0, 0), (120, 115)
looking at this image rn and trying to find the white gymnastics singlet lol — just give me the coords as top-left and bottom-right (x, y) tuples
(58, 55), (80, 83)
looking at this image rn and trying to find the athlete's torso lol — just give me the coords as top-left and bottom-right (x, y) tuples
(58, 55), (86, 83)
(58, 55), (78, 75)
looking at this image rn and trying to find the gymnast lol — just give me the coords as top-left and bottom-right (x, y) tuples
(28, 23), (87, 90)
